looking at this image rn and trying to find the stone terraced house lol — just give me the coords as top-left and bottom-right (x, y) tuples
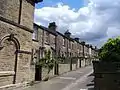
(0, 0), (98, 89)
(0, 0), (43, 89)
(32, 22), (98, 81)
(32, 23), (57, 81)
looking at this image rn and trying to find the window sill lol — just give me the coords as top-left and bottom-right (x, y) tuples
(45, 42), (50, 45)
(32, 39), (38, 42)
(62, 45), (65, 46)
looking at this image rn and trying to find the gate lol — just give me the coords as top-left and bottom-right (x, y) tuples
(35, 65), (42, 81)
(34, 49), (42, 81)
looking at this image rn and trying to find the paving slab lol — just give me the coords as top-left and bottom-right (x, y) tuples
(21, 66), (94, 90)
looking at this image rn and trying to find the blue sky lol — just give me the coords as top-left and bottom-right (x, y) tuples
(35, 0), (85, 10)
(34, 0), (120, 48)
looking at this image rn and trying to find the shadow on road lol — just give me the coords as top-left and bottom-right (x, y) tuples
(86, 73), (95, 90)
(88, 73), (94, 77)
(88, 88), (94, 90)
(87, 83), (94, 87)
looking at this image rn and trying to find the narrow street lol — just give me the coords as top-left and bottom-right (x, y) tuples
(21, 66), (94, 90)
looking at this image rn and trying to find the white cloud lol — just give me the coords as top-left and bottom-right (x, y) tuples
(34, 0), (120, 48)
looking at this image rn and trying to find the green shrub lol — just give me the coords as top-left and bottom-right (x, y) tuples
(99, 37), (120, 62)
(36, 49), (59, 81)
(38, 50), (55, 74)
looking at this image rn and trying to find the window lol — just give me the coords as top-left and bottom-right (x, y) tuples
(52, 36), (55, 45)
(45, 32), (50, 44)
(63, 38), (65, 46)
(33, 25), (38, 40)
(72, 43), (74, 49)
(69, 41), (71, 49)
(31, 49), (39, 65)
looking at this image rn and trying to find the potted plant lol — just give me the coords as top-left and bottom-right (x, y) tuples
(93, 37), (120, 90)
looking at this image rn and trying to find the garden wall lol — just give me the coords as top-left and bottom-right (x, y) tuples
(59, 64), (70, 74)
(93, 61), (120, 90)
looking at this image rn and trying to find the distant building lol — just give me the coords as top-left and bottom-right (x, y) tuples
(32, 22), (98, 76)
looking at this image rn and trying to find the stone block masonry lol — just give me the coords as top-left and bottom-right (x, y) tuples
(0, 19), (33, 89)
(0, 0), (98, 89)
(0, 0), (37, 89)
(0, 0), (20, 23)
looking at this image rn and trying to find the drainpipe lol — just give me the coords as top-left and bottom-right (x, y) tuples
(18, 0), (22, 24)
(54, 34), (59, 75)
(41, 29), (44, 58)
(81, 41), (85, 67)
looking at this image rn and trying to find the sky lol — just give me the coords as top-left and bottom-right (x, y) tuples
(34, 0), (120, 48)
(35, 0), (86, 10)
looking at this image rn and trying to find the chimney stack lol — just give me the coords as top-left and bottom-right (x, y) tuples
(81, 41), (85, 45)
(48, 22), (57, 31)
(95, 46), (97, 50)
(90, 45), (93, 48)
(64, 30), (71, 38)
(74, 38), (79, 42)
(86, 44), (90, 48)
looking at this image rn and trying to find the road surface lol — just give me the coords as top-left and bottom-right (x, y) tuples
(20, 66), (94, 90)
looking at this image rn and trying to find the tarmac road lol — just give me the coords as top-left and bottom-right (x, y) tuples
(21, 66), (94, 90)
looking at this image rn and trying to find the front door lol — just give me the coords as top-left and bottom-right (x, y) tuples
(35, 65), (42, 81)
(35, 49), (42, 81)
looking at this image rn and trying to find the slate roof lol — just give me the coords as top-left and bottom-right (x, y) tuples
(33, 0), (43, 3)
(34, 23), (57, 36)
(57, 31), (74, 42)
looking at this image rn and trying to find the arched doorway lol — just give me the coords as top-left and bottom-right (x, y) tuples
(0, 34), (20, 86)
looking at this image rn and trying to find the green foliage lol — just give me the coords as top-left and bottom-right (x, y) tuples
(38, 49), (58, 74)
(39, 50), (55, 73)
(99, 37), (120, 62)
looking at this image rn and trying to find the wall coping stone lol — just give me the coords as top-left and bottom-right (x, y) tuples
(0, 82), (29, 89)
(0, 71), (15, 76)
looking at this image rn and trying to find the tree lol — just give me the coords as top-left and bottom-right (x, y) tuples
(99, 37), (120, 62)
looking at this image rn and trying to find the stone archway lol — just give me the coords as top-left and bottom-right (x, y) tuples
(0, 34), (20, 86)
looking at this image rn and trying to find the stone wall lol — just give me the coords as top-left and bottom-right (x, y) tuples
(59, 64), (70, 74)
(42, 68), (54, 80)
(76, 59), (80, 68)
(0, 20), (33, 87)
(37, 28), (43, 46)
(81, 59), (86, 67)
(50, 34), (55, 49)
(72, 64), (76, 70)
(0, 0), (20, 23)
(93, 61), (120, 90)
(20, 0), (35, 29)
(0, 0), (36, 88)
(0, 37), (16, 86)
(56, 34), (63, 56)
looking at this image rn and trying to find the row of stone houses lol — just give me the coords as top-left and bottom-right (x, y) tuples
(0, 0), (98, 89)
(32, 22), (98, 80)
(0, 0), (43, 89)
(33, 22), (98, 61)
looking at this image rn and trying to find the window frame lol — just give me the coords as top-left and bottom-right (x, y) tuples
(45, 32), (50, 44)
(33, 25), (38, 41)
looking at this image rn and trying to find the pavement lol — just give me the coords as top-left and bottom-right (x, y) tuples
(22, 66), (94, 90)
